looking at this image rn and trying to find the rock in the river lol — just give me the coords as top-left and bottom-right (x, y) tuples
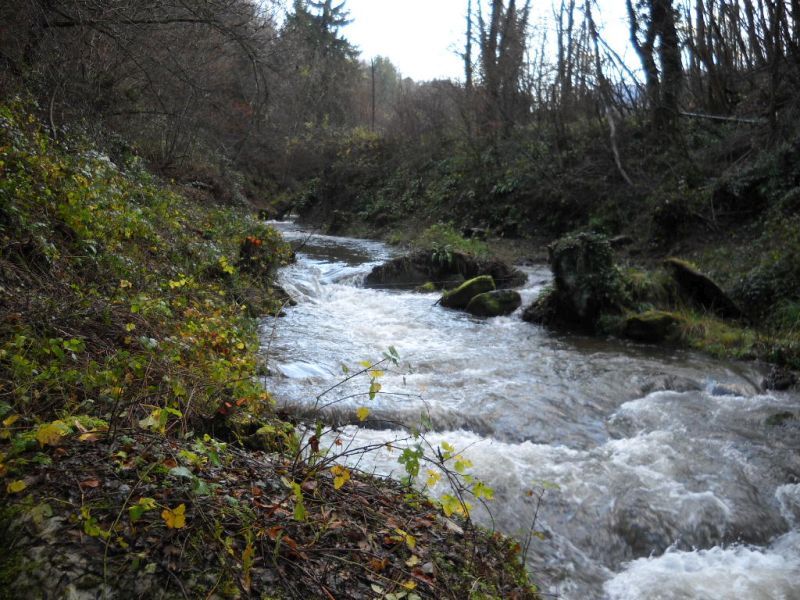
(708, 382), (753, 397)
(440, 275), (495, 309)
(465, 289), (522, 317)
(664, 258), (743, 319)
(522, 232), (627, 330)
(364, 250), (526, 290)
(639, 374), (703, 395)
(622, 310), (682, 343)
(415, 281), (438, 293)
(765, 411), (797, 427)
(762, 366), (797, 391)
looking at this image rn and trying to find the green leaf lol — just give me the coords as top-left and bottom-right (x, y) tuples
(291, 482), (306, 521)
(169, 466), (194, 479)
(369, 381), (381, 400)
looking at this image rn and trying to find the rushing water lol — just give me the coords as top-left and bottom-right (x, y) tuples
(262, 222), (800, 599)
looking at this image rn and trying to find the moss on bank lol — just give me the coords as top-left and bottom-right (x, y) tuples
(0, 104), (540, 598)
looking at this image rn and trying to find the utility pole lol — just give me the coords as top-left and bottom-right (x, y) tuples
(370, 57), (376, 131)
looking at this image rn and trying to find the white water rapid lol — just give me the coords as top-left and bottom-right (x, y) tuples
(262, 222), (800, 599)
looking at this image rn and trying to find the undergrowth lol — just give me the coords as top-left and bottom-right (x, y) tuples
(0, 101), (293, 431)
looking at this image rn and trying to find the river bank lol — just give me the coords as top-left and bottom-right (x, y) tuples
(0, 105), (538, 599)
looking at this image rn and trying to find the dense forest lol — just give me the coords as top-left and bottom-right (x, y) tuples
(1, 0), (800, 598)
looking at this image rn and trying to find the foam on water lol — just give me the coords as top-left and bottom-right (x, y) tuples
(604, 532), (800, 600)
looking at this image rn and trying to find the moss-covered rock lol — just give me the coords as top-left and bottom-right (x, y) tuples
(465, 289), (522, 317)
(622, 310), (682, 343)
(415, 281), (438, 293)
(440, 275), (495, 309)
(664, 258), (743, 320)
(523, 233), (628, 330)
(364, 250), (525, 290)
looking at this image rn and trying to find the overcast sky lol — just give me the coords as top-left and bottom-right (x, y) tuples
(342, 0), (633, 82)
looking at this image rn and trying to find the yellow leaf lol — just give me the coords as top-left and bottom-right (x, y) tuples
(402, 580), (417, 590)
(119, 279), (132, 289)
(369, 381), (381, 400)
(358, 360), (372, 368)
(161, 503), (186, 529)
(125, 323), (136, 332)
(356, 407), (369, 422)
(36, 420), (71, 447)
(2, 414), (19, 427)
(7, 480), (26, 493)
(368, 370), (384, 378)
(330, 465), (351, 490)
(405, 554), (420, 567)
(395, 528), (416, 550)
(426, 469), (442, 487)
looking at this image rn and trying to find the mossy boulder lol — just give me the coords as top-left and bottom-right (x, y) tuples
(621, 310), (682, 343)
(364, 250), (526, 290)
(440, 275), (495, 309)
(523, 233), (628, 330)
(664, 258), (743, 320)
(415, 281), (438, 293)
(465, 289), (522, 317)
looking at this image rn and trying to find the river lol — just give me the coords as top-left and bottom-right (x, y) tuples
(262, 222), (800, 599)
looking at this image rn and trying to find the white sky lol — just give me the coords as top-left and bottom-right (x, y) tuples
(342, 0), (634, 82)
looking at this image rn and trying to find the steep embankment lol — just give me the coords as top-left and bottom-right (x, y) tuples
(0, 104), (538, 599)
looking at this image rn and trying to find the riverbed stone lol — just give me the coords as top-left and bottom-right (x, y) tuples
(762, 365), (797, 391)
(364, 250), (526, 290)
(622, 310), (682, 343)
(465, 289), (522, 317)
(664, 258), (743, 319)
(522, 232), (628, 330)
(440, 275), (495, 309)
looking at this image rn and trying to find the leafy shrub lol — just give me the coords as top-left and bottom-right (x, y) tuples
(0, 102), (290, 428)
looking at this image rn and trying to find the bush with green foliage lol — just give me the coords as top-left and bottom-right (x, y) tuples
(0, 101), (292, 434)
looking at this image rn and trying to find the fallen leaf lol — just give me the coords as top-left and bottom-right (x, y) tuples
(79, 478), (101, 490)
(250, 486), (263, 497)
(330, 465), (350, 490)
(282, 536), (299, 551)
(412, 569), (435, 586)
(78, 432), (101, 442)
(161, 504), (186, 529)
(368, 557), (388, 572)
(36, 420), (71, 447)
(7, 480), (26, 493)
(405, 555), (421, 567)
